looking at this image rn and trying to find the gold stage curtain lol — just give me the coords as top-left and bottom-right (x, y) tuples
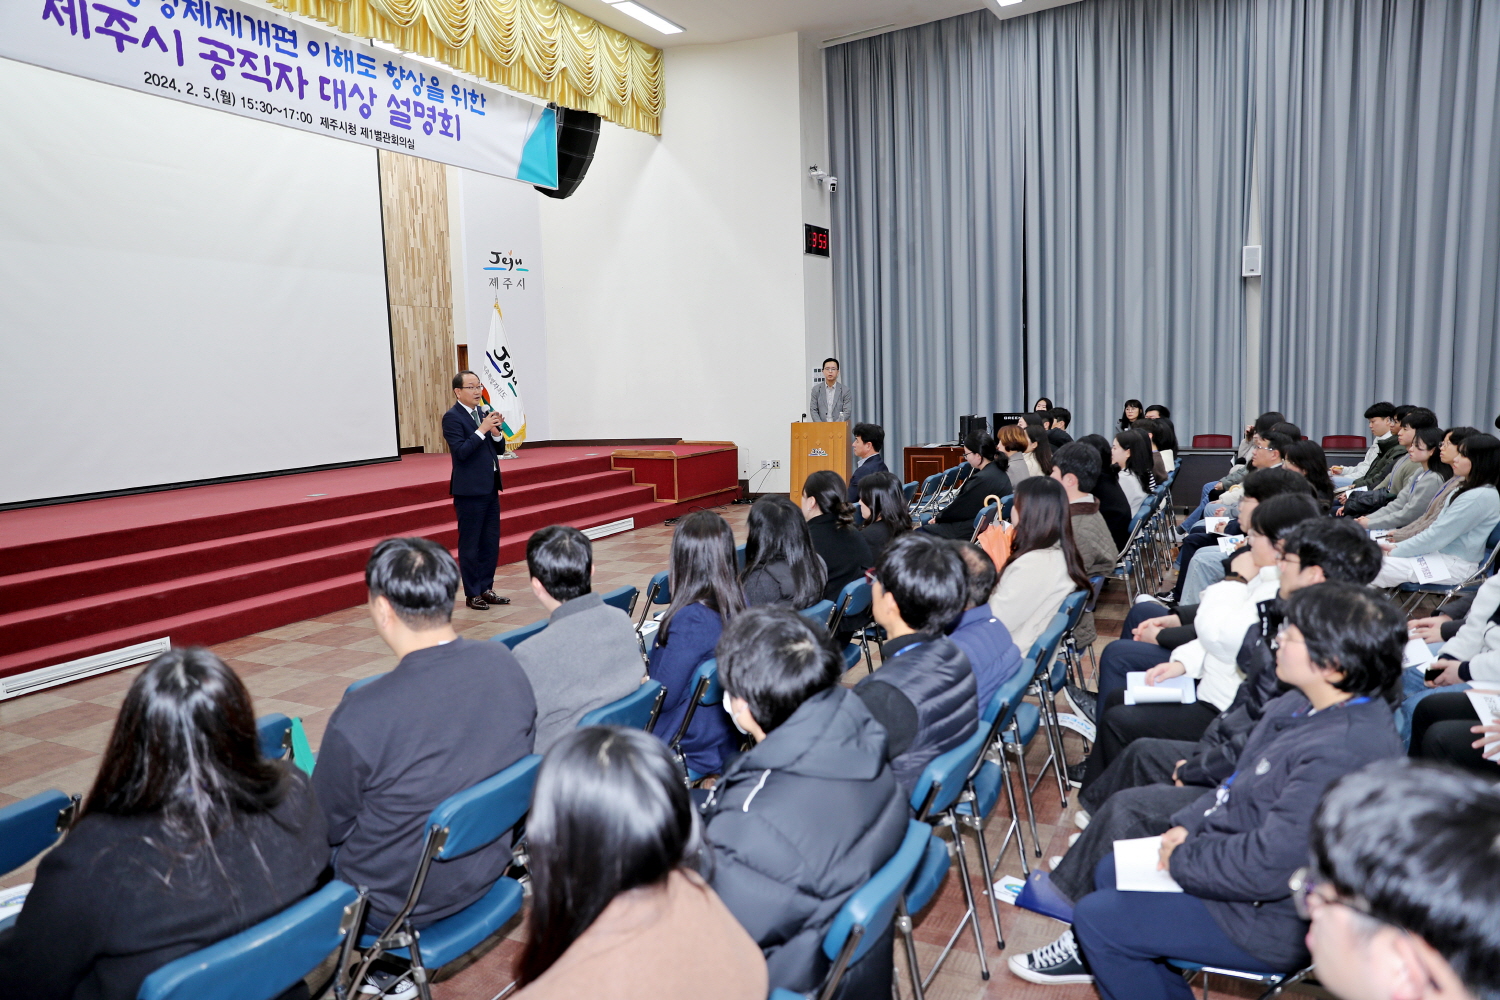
(268, 0), (663, 134)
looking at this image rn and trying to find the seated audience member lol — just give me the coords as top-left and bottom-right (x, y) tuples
(846, 421), (889, 502)
(1383, 426), (1479, 546)
(1345, 404), (1415, 494)
(1024, 423), (1055, 478)
(315, 537), (535, 987)
(1143, 403), (1171, 423)
(997, 423), (1035, 486)
(1407, 573), (1500, 773)
(988, 476), (1091, 653)
(1117, 399), (1144, 432)
(1304, 760), (1500, 1000)
(1373, 433), (1500, 588)
(1329, 401), (1398, 486)
(1012, 582), (1405, 991)
(1078, 434), (1132, 549)
(1143, 410), (1178, 464)
(923, 430), (1012, 539)
(1341, 407), (1437, 518)
(1285, 439), (1336, 509)
(0, 649), (327, 1000)
(1078, 493), (1321, 790)
(706, 608), (907, 996)
(1182, 412), (1286, 531)
(1172, 467), (1318, 606)
(948, 542), (1024, 712)
(800, 470), (874, 603)
(514, 727), (767, 1000)
(1033, 396), (1053, 412)
(514, 526), (644, 754)
(1204, 427), (1296, 521)
(1040, 521), (1385, 915)
(857, 471), (913, 558)
(1111, 428), (1157, 519)
(740, 495), (828, 609)
(1046, 407), (1074, 449)
(1410, 690), (1500, 776)
(1358, 425), (1450, 532)
(1051, 442), (1119, 648)
(648, 510), (744, 780)
(856, 533), (979, 795)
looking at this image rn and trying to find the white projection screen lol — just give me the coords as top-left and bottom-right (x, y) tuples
(0, 57), (398, 506)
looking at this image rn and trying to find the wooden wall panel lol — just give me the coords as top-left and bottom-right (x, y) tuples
(379, 150), (455, 454)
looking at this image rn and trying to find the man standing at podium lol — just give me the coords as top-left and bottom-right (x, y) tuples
(444, 371), (511, 610)
(809, 357), (852, 422)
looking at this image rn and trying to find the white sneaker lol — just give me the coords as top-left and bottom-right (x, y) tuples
(1068, 831), (1081, 846)
(1049, 855), (1063, 870)
(359, 970), (419, 1000)
(1073, 809), (1090, 830)
(1008, 929), (1094, 985)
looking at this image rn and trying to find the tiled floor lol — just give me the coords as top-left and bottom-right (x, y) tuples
(1, 507), (1261, 999)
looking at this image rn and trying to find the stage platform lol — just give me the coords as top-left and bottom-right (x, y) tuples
(0, 444), (738, 688)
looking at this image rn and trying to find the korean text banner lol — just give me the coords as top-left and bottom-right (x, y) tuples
(1, 0), (559, 186)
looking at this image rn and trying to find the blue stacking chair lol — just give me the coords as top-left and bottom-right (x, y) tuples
(894, 831), (951, 1000)
(970, 502), (999, 542)
(735, 543), (747, 570)
(957, 664), (1039, 949)
(903, 481), (918, 504)
(826, 578), (875, 672)
(636, 570), (671, 630)
(354, 755), (542, 1000)
(344, 672), (388, 698)
(0, 789), (77, 879)
(137, 882), (367, 1000)
(1000, 493), (1015, 521)
(667, 657), (725, 783)
(600, 584), (638, 616)
(577, 679), (666, 732)
(905, 724), (997, 986)
(1055, 587), (1092, 697)
(256, 713), (291, 760)
(796, 599), (836, 628)
(1397, 521), (1500, 613)
(770, 819), (930, 1000)
(1025, 609), (1076, 811)
(492, 618), (548, 649)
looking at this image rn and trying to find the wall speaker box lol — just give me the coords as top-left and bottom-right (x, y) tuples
(536, 106), (601, 200)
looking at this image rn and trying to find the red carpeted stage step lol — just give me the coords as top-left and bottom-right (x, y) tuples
(0, 445), (738, 686)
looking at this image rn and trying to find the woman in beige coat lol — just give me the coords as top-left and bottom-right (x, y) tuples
(988, 476), (1091, 654)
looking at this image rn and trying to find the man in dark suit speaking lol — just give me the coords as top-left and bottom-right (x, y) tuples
(444, 372), (511, 610)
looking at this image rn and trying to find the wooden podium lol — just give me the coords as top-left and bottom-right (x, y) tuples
(789, 422), (850, 496)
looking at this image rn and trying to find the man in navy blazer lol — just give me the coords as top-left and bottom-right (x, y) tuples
(847, 422), (890, 502)
(443, 372), (511, 610)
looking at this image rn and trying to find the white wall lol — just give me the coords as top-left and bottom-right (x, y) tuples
(799, 33), (837, 385)
(538, 32), (811, 493)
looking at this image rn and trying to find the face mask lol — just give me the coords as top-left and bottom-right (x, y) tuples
(723, 692), (749, 735)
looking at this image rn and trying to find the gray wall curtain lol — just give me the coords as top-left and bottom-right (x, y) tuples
(1258, 0), (1500, 435)
(828, 0), (1500, 457)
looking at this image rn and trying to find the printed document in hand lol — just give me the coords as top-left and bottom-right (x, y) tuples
(1203, 516), (1231, 535)
(1402, 638), (1437, 670)
(1113, 837), (1184, 893)
(1411, 554), (1450, 584)
(1217, 535), (1246, 555)
(1467, 689), (1500, 727)
(1123, 671), (1197, 705)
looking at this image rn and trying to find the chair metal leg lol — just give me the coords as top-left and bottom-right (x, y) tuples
(895, 900), (926, 1000)
(408, 928), (433, 1000)
(1008, 736), (1042, 856)
(966, 806), (1005, 951)
(996, 751), (1030, 876)
(945, 812), (991, 981)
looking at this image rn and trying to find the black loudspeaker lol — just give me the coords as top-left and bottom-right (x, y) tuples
(535, 106), (601, 200)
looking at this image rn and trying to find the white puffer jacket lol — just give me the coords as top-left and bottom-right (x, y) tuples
(1439, 574), (1500, 684)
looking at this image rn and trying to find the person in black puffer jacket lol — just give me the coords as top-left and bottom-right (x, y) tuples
(855, 533), (978, 798)
(1011, 582), (1406, 995)
(704, 608), (907, 998)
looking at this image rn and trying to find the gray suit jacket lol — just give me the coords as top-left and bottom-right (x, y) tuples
(809, 380), (853, 422)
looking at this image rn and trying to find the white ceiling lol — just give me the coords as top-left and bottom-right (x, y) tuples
(571, 0), (1086, 48)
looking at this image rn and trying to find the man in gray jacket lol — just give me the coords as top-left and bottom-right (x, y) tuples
(512, 525), (644, 752)
(808, 357), (852, 422)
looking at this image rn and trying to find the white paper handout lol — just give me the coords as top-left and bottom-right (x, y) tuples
(1113, 837), (1184, 892)
(1123, 671), (1197, 705)
(1402, 638), (1438, 670)
(1412, 554), (1450, 584)
(1217, 535), (1246, 556)
(0, 883), (31, 923)
(1467, 689), (1500, 727)
(1204, 516), (1232, 536)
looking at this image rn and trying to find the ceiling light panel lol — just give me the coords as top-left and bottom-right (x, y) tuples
(610, 1), (684, 34)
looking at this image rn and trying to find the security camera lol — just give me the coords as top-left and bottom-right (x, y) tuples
(826, 176), (838, 194)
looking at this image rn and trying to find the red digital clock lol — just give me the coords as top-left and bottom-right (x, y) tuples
(804, 224), (830, 257)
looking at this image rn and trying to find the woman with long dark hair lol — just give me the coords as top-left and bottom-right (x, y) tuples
(740, 495), (827, 609)
(1033, 396), (1054, 412)
(1133, 418), (1174, 480)
(924, 430), (1013, 540)
(1112, 429), (1157, 518)
(1285, 440), (1337, 509)
(987, 477), (1091, 652)
(1373, 433), (1500, 589)
(857, 470), (913, 557)
(1079, 433), (1133, 549)
(0, 649), (327, 1000)
(1361, 425), (1452, 532)
(515, 727), (766, 999)
(1117, 399), (1144, 432)
(800, 469), (873, 603)
(648, 510), (745, 780)
(1025, 423), (1055, 478)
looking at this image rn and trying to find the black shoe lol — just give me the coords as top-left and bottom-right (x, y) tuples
(465, 595), (489, 611)
(1008, 929), (1093, 985)
(480, 590), (511, 606)
(1151, 591), (1179, 609)
(1066, 760), (1087, 788)
(1063, 684), (1096, 724)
